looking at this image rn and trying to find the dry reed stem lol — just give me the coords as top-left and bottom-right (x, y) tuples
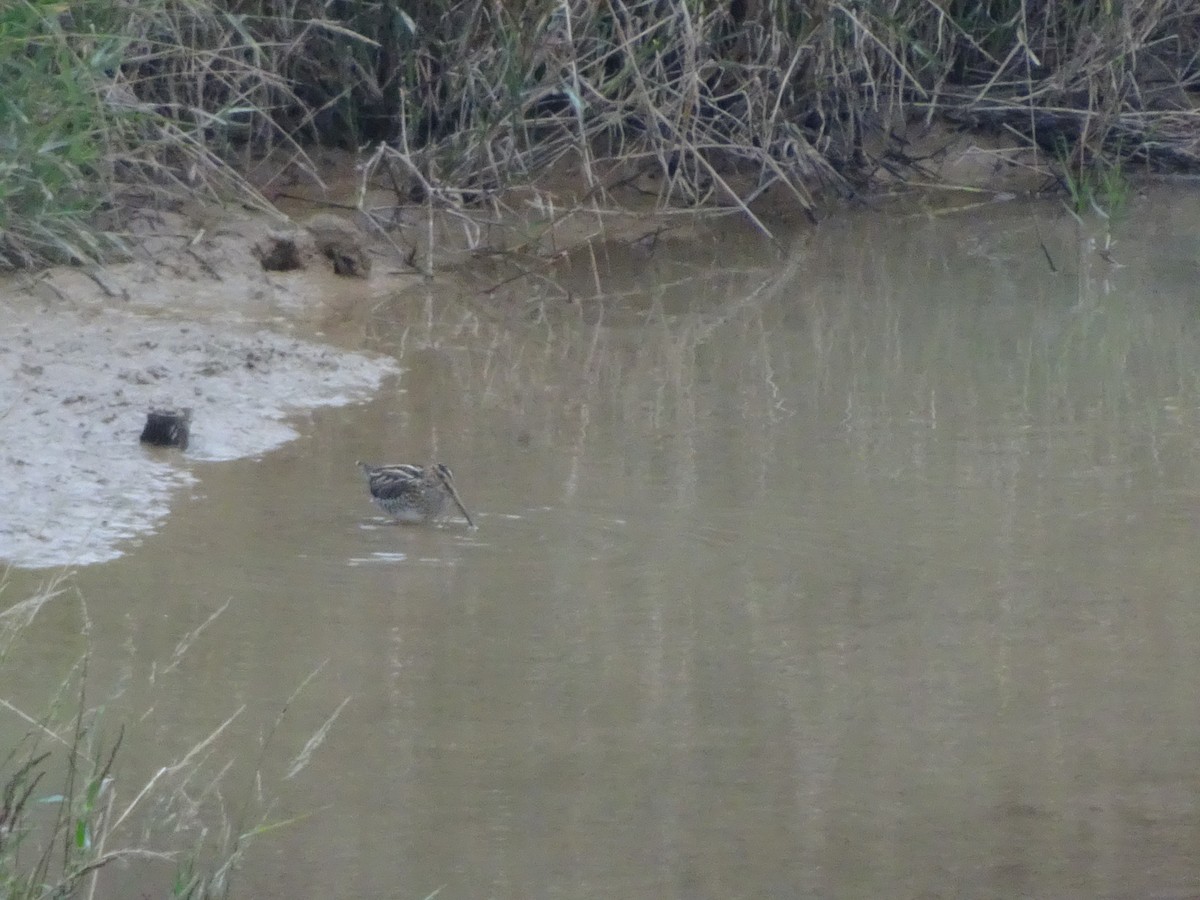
(9, 0), (1200, 270)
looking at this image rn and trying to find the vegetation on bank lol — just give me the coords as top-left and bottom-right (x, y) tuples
(3, 0), (1200, 268)
(0, 580), (339, 898)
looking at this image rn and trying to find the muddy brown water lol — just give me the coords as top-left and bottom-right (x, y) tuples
(5, 187), (1200, 898)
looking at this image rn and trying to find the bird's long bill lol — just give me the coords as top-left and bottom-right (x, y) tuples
(443, 479), (477, 529)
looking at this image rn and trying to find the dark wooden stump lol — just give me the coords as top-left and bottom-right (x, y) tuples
(254, 232), (306, 271)
(140, 408), (192, 450)
(305, 214), (372, 278)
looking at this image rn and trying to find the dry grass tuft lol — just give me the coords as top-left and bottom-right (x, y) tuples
(4, 0), (1200, 268)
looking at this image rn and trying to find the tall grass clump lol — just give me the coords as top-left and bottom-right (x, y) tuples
(0, 577), (345, 898)
(5, 0), (1200, 267)
(0, 1), (128, 267)
(1057, 140), (1130, 220)
(348, 0), (1200, 212)
(0, 0), (312, 269)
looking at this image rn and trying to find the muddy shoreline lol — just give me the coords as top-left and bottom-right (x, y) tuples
(0, 296), (398, 569)
(0, 209), (418, 569)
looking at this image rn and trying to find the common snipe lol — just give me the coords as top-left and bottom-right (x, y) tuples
(356, 461), (476, 528)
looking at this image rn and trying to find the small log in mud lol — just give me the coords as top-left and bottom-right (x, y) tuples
(140, 408), (192, 450)
(254, 231), (306, 272)
(305, 213), (372, 277)
(253, 213), (372, 277)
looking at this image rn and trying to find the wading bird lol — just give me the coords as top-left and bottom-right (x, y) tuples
(356, 461), (476, 528)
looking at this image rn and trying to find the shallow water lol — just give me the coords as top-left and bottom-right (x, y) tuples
(6, 186), (1200, 898)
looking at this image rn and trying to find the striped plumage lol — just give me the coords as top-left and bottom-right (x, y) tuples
(356, 461), (476, 528)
